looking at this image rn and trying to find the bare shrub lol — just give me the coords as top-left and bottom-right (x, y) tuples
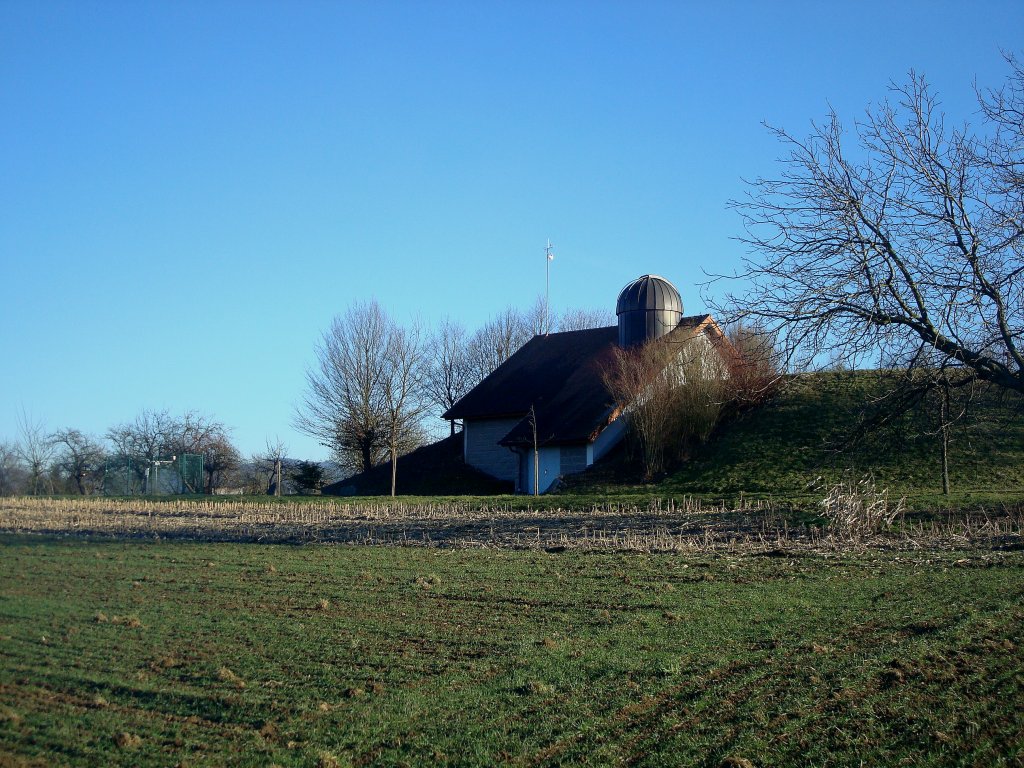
(723, 323), (783, 409)
(603, 334), (727, 479)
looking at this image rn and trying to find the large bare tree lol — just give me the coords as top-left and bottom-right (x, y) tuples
(295, 300), (427, 482)
(716, 56), (1024, 394)
(295, 301), (391, 473)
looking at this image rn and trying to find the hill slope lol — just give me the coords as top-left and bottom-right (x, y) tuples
(570, 371), (1024, 502)
(323, 433), (513, 497)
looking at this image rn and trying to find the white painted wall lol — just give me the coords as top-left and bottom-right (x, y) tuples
(592, 416), (627, 462)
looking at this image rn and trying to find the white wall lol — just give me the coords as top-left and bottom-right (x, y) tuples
(591, 416), (627, 462)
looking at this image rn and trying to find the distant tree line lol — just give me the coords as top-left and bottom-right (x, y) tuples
(294, 296), (616, 495)
(0, 410), (336, 498)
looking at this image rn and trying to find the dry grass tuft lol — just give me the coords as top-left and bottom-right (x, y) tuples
(316, 598), (331, 611)
(523, 680), (555, 696)
(92, 695), (109, 708)
(0, 707), (22, 725)
(111, 615), (143, 628)
(217, 666), (246, 689)
(94, 612), (108, 623)
(342, 687), (365, 699)
(414, 574), (441, 589)
(114, 732), (142, 749)
(316, 752), (344, 768)
(150, 655), (180, 671)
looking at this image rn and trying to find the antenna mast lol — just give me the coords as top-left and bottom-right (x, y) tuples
(545, 238), (555, 334)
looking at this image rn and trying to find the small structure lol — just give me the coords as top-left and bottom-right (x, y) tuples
(444, 275), (730, 493)
(102, 453), (205, 495)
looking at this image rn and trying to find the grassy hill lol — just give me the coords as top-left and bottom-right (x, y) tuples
(570, 371), (1024, 507)
(323, 433), (513, 497)
(308, 371), (1024, 508)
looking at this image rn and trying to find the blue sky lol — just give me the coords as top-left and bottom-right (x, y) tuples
(1, 0), (1021, 460)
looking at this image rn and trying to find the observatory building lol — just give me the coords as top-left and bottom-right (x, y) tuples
(443, 274), (730, 494)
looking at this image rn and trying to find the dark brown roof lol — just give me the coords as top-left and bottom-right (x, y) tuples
(444, 325), (618, 425)
(444, 316), (716, 447)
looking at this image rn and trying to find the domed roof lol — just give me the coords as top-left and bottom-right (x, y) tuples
(615, 274), (684, 316)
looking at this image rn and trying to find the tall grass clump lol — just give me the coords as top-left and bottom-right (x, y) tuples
(819, 475), (905, 540)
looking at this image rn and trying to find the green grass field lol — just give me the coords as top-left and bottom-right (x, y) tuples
(2, 535), (1022, 767)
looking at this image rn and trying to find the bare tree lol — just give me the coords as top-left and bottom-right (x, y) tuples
(51, 429), (106, 495)
(558, 307), (616, 331)
(160, 412), (237, 494)
(380, 322), (429, 496)
(106, 409), (231, 494)
(295, 300), (428, 479)
(294, 301), (391, 473)
(106, 408), (175, 472)
(0, 442), (25, 496)
(258, 437), (289, 496)
(717, 57), (1024, 396)
(523, 295), (557, 337)
(426, 317), (473, 436)
(202, 435), (241, 494)
(16, 410), (56, 495)
(164, 411), (224, 455)
(465, 306), (531, 385)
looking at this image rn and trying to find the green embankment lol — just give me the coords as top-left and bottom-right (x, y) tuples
(574, 371), (1024, 508)
(1, 536), (1022, 767)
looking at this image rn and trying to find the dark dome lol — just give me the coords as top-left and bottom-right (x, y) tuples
(615, 274), (683, 348)
(616, 274), (684, 316)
